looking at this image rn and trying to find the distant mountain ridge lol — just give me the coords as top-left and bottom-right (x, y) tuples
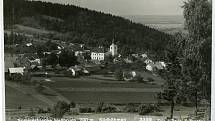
(4, 0), (173, 59)
(123, 15), (184, 24)
(123, 15), (186, 34)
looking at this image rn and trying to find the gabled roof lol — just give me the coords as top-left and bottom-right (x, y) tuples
(91, 47), (105, 53)
(22, 53), (39, 60)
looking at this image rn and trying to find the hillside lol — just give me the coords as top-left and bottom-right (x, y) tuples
(4, 0), (172, 59)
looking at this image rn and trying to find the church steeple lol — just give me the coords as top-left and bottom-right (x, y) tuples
(112, 38), (115, 44)
(110, 38), (118, 56)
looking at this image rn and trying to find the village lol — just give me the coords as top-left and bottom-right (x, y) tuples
(6, 36), (167, 83)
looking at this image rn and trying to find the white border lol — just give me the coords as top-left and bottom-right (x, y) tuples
(211, 0), (215, 120)
(0, 0), (214, 121)
(0, 0), (5, 120)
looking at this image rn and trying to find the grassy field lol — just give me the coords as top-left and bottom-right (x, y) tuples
(5, 86), (47, 109)
(36, 74), (164, 104)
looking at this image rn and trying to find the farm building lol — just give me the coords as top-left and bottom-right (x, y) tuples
(144, 59), (153, 65)
(16, 53), (41, 69)
(8, 67), (24, 76)
(67, 65), (90, 76)
(146, 62), (166, 71)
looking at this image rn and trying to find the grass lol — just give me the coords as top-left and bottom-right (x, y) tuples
(58, 92), (157, 103)
(37, 75), (163, 104)
(5, 86), (47, 109)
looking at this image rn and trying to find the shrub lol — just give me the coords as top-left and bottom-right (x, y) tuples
(11, 73), (24, 82)
(138, 104), (160, 115)
(102, 104), (118, 113)
(96, 102), (104, 113)
(38, 107), (45, 114)
(135, 75), (143, 83)
(70, 102), (76, 108)
(125, 103), (138, 113)
(79, 107), (94, 113)
(51, 101), (70, 118)
(147, 77), (154, 82)
(114, 69), (124, 81)
(47, 107), (51, 113)
(28, 108), (35, 116)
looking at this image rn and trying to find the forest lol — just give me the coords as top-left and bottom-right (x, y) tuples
(4, 0), (172, 59)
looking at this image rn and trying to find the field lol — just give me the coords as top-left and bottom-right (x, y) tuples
(5, 86), (47, 109)
(33, 73), (164, 104)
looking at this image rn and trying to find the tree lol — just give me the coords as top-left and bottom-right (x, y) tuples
(51, 101), (70, 118)
(182, 0), (212, 114)
(59, 50), (78, 67)
(158, 33), (185, 119)
(114, 69), (123, 81)
(47, 53), (58, 68)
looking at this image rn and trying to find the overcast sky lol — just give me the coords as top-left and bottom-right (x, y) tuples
(32, 0), (185, 16)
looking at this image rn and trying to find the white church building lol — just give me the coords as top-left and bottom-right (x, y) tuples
(109, 41), (118, 56)
(91, 40), (118, 61)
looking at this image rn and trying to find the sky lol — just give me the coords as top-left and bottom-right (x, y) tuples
(32, 0), (185, 16)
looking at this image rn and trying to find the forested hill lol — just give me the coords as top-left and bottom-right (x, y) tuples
(4, 0), (172, 58)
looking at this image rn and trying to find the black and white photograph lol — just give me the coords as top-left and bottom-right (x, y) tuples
(2, 0), (212, 121)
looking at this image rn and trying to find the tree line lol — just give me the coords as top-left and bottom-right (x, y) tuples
(4, 0), (172, 59)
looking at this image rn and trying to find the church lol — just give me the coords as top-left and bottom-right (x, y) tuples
(91, 40), (118, 61)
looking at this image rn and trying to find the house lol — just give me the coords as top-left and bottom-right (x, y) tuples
(67, 65), (90, 76)
(141, 53), (148, 59)
(146, 63), (155, 71)
(8, 67), (24, 76)
(67, 66), (82, 76)
(144, 59), (153, 65)
(16, 53), (41, 69)
(26, 43), (33, 47)
(124, 56), (135, 64)
(146, 62), (166, 71)
(123, 71), (142, 82)
(91, 46), (105, 61)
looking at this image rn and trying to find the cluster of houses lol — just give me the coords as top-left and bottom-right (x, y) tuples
(6, 38), (167, 78)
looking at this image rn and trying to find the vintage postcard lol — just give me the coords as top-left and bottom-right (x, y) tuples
(3, 0), (212, 121)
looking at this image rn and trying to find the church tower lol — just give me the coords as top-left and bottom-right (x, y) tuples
(110, 38), (118, 56)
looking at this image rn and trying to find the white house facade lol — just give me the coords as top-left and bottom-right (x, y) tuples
(91, 47), (105, 61)
(91, 52), (105, 61)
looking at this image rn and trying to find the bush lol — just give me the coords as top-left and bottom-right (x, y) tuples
(28, 108), (35, 116)
(47, 107), (51, 113)
(96, 102), (104, 113)
(51, 101), (70, 118)
(147, 77), (154, 82)
(11, 73), (24, 82)
(138, 104), (160, 115)
(70, 102), (76, 108)
(135, 75), (143, 83)
(125, 103), (138, 113)
(79, 107), (94, 113)
(38, 107), (47, 114)
(114, 69), (124, 81)
(102, 104), (118, 113)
